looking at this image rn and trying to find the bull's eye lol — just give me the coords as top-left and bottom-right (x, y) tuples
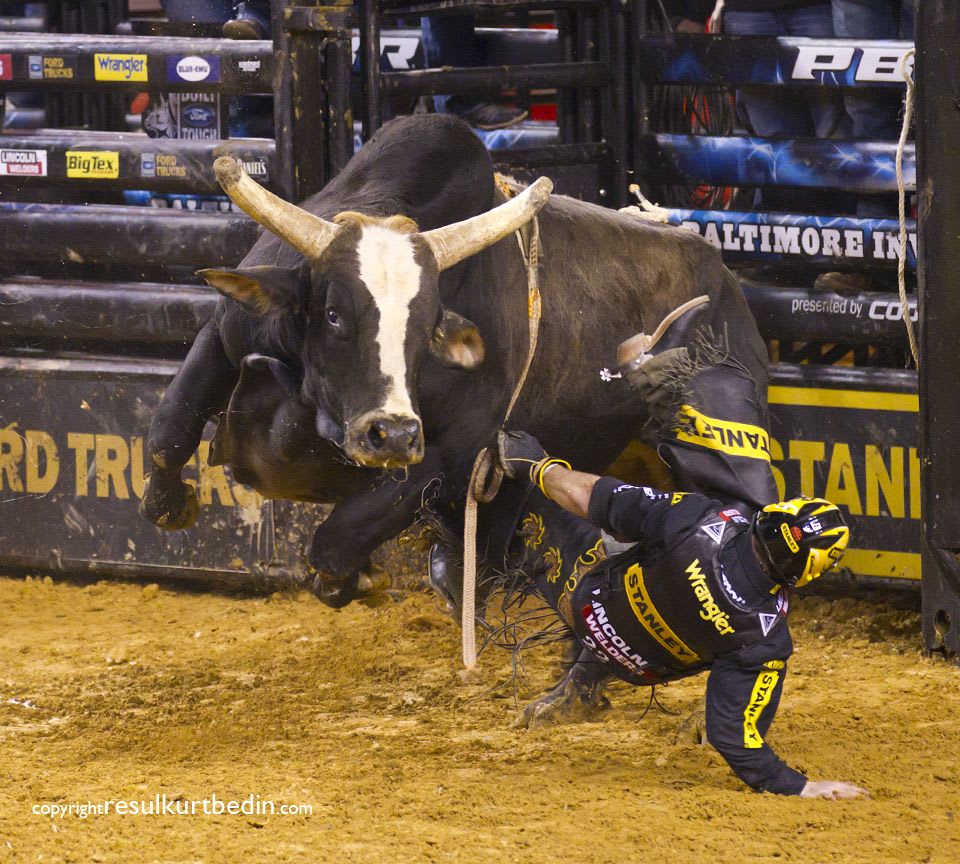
(326, 309), (340, 326)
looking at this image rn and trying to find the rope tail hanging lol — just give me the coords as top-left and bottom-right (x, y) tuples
(896, 47), (919, 367)
(461, 211), (542, 678)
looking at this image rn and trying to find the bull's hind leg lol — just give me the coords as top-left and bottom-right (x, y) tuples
(517, 646), (612, 729)
(141, 320), (238, 530)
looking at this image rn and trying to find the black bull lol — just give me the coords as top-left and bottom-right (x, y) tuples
(140, 115), (776, 611)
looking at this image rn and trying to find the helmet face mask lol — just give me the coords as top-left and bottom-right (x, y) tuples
(753, 498), (850, 588)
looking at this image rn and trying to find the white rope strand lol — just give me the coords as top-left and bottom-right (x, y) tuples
(461, 214), (542, 677)
(896, 47), (919, 367)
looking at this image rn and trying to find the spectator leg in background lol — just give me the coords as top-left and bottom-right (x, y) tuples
(784, 2), (848, 139)
(724, 6), (847, 212)
(421, 15), (527, 130)
(832, 0), (900, 217)
(422, 15), (482, 115)
(723, 10), (812, 140)
(224, 2), (272, 40)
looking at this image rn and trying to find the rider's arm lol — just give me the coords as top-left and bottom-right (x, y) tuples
(541, 468), (711, 551)
(538, 464), (599, 519)
(705, 649), (807, 795)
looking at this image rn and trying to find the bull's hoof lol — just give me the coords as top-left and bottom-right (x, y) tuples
(310, 564), (391, 609)
(139, 477), (200, 531)
(357, 565), (391, 607)
(310, 570), (361, 608)
(515, 677), (611, 730)
(675, 709), (707, 746)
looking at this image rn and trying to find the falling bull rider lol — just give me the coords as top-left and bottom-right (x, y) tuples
(499, 429), (865, 799)
(485, 330), (868, 799)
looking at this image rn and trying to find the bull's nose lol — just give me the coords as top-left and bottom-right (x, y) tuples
(365, 417), (422, 455)
(346, 413), (424, 467)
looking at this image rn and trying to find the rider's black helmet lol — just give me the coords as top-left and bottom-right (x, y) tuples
(752, 497), (850, 588)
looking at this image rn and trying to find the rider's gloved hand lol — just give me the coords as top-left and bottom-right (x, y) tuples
(498, 431), (549, 480)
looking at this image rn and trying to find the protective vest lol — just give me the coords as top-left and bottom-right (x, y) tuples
(570, 509), (788, 684)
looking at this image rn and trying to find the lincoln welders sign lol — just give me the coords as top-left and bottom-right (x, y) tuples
(0, 358), (919, 583)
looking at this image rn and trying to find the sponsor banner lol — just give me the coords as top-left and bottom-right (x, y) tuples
(350, 32), (423, 71)
(28, 55), (77, 80)
(94, 53), (148, 82)
(768, 364), (920, 581)
(666, 210), (917, 270)
(651, 134), (914, 194)
(139, 152), (187, 179)
(0, 149), (47, 177)
(0, 53), (11, 80)
(237, 157), (269, 182)
(167, 55), (221, 84)
(0, 356), (321, 581)
(174, 93), (221, 141)
(143, 93), (225, 141)
(638, 34), (915, 88)
(65, 151), (119, 180)
(740, 284), (916, 349)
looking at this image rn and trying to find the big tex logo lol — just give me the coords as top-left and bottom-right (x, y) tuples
(66, 151), (119, 179)
(94, 53), (148, 81)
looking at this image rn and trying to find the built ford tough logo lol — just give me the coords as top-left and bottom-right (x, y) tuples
(94, 53), (148, 82)
(182, 105), (215, 128)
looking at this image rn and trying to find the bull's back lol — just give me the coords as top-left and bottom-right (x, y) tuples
(508, 196), (763, 470)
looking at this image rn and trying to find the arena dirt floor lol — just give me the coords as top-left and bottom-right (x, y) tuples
(1, 564), (959, 864)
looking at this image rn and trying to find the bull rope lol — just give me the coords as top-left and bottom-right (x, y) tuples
(461, 182), (542, 678)
(896, 48), (918, 367)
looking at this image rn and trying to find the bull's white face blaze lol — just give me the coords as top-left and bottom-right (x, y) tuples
(355, 225), (423, 418)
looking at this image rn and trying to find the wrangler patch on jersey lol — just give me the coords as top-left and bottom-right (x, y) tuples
(624, 564), (699, 664)
(743, 669), (780, 748)
(686, 559), (735, 635)
(673, 405), (771, 462)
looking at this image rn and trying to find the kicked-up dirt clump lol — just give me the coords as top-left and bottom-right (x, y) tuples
(0, 573), (958, 863)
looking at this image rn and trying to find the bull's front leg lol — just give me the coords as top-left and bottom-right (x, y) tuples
(517, 646), (613, 729)
(141, 320), (239, 530)
(308, 449), (444, 607)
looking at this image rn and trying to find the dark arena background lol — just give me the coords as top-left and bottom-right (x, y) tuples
(0, 1), (959, 861)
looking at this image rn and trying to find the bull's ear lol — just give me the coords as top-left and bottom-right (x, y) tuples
(431, 308), (485, 370)
(197, 265), (302, 315)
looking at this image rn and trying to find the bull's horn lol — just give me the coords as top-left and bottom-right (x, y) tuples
(213, 156), (339, 259)
(421, 176), (553, 271)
